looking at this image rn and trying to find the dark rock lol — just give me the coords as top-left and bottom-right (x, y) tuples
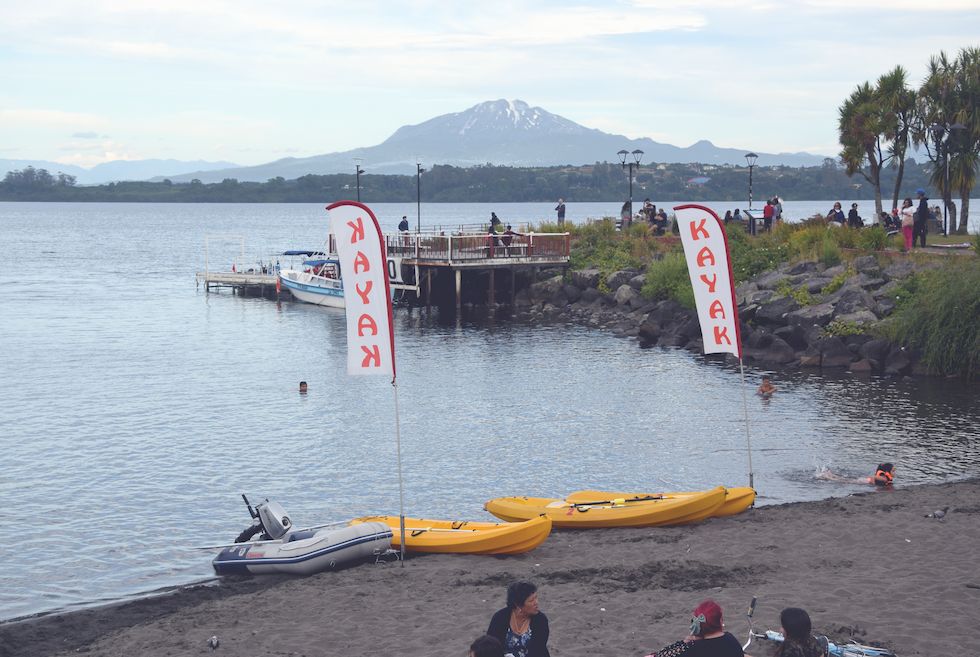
(774, 324), (808, 350)
(755, 270), (792, 290)
(743, 289), (776, 306)
(883, 260), (915, 281)
(514, 289), (532, 307)
(804, 326), (825, 347)
(580, 287), (601, 303)
(562, 284), (582, 304)
(853, 273), (886, 290)
(884, 346), (912, 375)
(735, 281), (759, 302)
(877, 298), (896, 316)
(852, 255), (881, 274)
(614, 284), (638, 307)
(835, 310), (879, 326)
(834, 288), (878, 317)
(528, 275), (563, 302)
(629, 274), (646, 290)
(755, 296), (800, 326)
(860, 338), (892, 362)
(606, 270), (638, 290)
(819, 336), (854, 368)
(823, 264), (847, 278)
(571, 268), (601, 289)
(799, 354), (822, 368)
(872, 280), (901, 299)
(646, 299), (685, 325)
(739, 304), (760, 323)
(849, 358), (874, 373)
(786, 302), (835, 329)
(747, 329), (774, 349)
(787, 261), (820, 275)
(805, 278), (833, 294)
(760, 336), (798, 364)
(638, 319), (662, 345)
(686, 338), (704, 353)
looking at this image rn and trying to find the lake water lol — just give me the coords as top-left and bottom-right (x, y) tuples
(1, 201), (978, 622)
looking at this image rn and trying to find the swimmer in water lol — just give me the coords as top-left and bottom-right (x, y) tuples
(818, 462), (895, 486)
(757, 376), (776, 397)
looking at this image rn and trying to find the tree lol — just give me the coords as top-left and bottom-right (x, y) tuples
(838, 82), (890, 219)
(916, 47), (980, 234)
(876, 67), (917, 213)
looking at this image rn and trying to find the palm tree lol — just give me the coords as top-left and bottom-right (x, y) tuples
(876, 67), (917, 214)
(838, 82), (888, 219)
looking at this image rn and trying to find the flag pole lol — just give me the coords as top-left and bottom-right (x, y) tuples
(392, 378), (406, 566)
(737, 359), (755, 491)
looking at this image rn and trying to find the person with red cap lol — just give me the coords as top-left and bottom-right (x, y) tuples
(681, 599), (744, 656)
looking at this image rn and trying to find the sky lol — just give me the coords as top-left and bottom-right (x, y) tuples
(2, 0), (978, 169)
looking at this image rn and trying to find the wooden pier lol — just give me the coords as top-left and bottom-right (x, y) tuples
(197, 231), (571, 309)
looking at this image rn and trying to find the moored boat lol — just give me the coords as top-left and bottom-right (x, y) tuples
(349, 514), (552, 555)
(278, 257), (345, 308)
(484, 486), (727, 529)
(212, 496), (391, 576)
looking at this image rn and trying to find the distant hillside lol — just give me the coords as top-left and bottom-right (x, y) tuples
(0, 158), (239, 185)
(159, 99), (831, 183)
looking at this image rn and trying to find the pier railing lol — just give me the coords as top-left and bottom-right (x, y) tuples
(382, 232), (570, 265)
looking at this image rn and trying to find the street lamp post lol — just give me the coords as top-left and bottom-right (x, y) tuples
(354, 158), (365, 202)
(931, 123), (967, 235)
(744, 152), (758, 211)
(617, 148), (644, 222)
(416, 160), (425, 233)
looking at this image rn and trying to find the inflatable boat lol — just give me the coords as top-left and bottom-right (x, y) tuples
(212, 496), (391, 576)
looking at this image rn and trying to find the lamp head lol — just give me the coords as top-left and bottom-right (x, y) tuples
(745, 152), (758, 167)
(617, 149), (629, 165)
(631, 149), (644, 165)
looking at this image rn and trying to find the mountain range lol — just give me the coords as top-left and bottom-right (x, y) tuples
(5, 100), (831, 185)
(0, 158), (238, 186)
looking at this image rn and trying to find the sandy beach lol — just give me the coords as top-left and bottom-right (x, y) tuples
(2, 479), (978, 657)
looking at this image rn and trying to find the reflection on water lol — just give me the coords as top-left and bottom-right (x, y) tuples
(0, 202), (977, 621)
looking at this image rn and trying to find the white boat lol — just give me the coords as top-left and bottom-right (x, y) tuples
(278, 257), (346, 308)
(212, 496), (392, 576)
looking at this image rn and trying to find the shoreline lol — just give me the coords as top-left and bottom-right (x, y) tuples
(3, 479), (977, 657)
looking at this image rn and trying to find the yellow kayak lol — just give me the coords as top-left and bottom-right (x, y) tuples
(349, 514), (552, 555)
(565, 487), (755, 519)
(484, 486), (727, 528)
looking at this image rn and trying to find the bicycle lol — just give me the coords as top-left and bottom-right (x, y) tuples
(741, 597), (896, 657)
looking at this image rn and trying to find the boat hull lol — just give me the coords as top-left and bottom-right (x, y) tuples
(279, 270), (345, 308)
(212, 522), (391, 575)
(350, 515), (552, 555)
(565, 487), (756, 519)
(484, 487), (727, 529)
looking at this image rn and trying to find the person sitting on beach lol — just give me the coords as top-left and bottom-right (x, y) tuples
(774, 607), (827, 657)
(684, 600), (743, 656)
(486, 580), (550, 657)
(469, 634), (505, 657)
(826, 202), (845, 225)
(757, 377), (776, 397)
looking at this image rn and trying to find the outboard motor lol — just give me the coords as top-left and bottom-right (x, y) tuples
(234, 495), (292, 543)
(256, 501), (292, 539)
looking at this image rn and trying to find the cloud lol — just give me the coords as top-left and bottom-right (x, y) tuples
(71, 132), (103, 139)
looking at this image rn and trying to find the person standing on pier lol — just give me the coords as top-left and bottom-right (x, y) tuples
(555, 199), (565, 226)
(398, 216), (409, 232)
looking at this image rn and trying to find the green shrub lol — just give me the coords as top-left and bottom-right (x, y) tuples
(819, 236), (842, 267)
(857, 225), (888, 251)
(640, 252), (695, 308)
(777, 280), (813, 306)
(568, 218), (665, 276)
(820, 266), (854, 295)
(726, 225), (790, 283)
(878, 260), (980, 378)
(974, 232), (980, 256)
(823, 319), (865, 337)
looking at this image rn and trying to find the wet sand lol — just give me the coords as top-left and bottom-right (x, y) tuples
(2, 479), (977, 657)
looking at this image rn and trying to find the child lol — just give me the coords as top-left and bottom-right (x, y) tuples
(818, 462), (895, 486)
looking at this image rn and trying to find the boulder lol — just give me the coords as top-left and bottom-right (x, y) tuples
(805, 278), (833, 294)
(853, 273), (886, 290)
(823, 264), (848, 279)
(876, 298), (896, 316)
(514, 288), (533, 308)
(759, 336), (798, 364)
(884, 346), (912, 375)
(746, 329), (774, 349)
(743, 289), (776, 306)
(849, 358), (875, 373)
(638, 319), (663, 345)
(614, 284), (639, 307)
(859, 338), (892, 363)
(571, 268), (602, 289)
(872, 280), (901, 299)
(786, 302), (835, 329)
(735, 281), (759, 303)
(528, 275), (563, 302)
(754, 296), (800, 326)
(739, 304), (760, 323)
(833, 288), (878, 317)
(606, 270), (638, 290)
(787, 261), (821, 275)
(773, 324), (808, 350)
(580, 287), (601, 303)
(755, 270), (792, 290)
(562, 284), (582, 304)
(835, 310), (879, 326)
(645, 299), (685, 325)
(852, 255), (881, 275)
(799, 354), (822, 368)
(819, 337), (854, 368)
(629, 274), (647, 290)
(883, 260), (915, 281)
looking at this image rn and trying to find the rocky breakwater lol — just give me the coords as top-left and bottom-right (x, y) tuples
(515, 255), (928, 376)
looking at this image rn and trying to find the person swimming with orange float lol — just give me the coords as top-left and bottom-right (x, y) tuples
(818, 462), (894, 486)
